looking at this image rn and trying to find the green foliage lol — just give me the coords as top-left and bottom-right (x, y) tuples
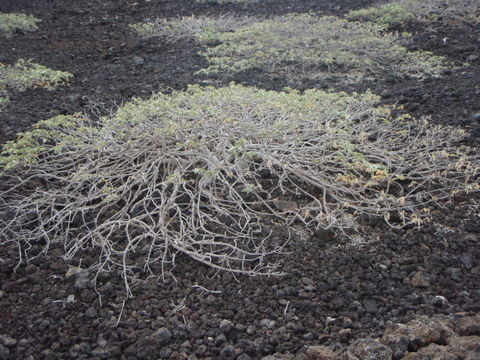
(130, 15), (256, 43)
(1, 83), (477, 286)
(197, 14), (449, 83)
(0, 12), (41, 37)
(0, 115), (85, 172)
(0, 59), (73, 111)
(346, 3), (414, 29)
(0, 59), (73, 91)
(348, 0), (480, 26)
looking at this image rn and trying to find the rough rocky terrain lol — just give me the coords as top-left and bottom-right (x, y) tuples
(0, 0), (479, 359)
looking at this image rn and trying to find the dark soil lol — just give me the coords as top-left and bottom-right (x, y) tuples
(0, 0), (479, 359)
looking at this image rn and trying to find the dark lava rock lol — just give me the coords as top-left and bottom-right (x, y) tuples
(220, 344), (236, 359)
(152, 327), (172, 346)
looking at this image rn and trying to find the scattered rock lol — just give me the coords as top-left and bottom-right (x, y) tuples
(455, 315), (480, 336)
(260, 319), (276, 329)
(303, 345), (336, 359)
(0, 335), (17, 348)
(343, 338), (392, 360)
(220, 344), (236, 359)
(152, 327), (173, 346)
(411, 271), (430, 288)
(219, 319), (233, 333)
(73, 269), (90, 290)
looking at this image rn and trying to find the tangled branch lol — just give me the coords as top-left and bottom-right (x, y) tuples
(1, 84), (478, 295)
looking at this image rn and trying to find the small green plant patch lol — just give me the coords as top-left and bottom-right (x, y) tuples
(0, 12), (41, 37)
(1, 84), (477, 293)
(130, 15), (257, 43)
(195, 14), (449, 84)
(0, 59), (73, 111)
(346, 3), (414, 29)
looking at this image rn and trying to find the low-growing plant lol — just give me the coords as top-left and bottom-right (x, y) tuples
(348, 0), (480, 26)
(0, 59), (73, 111)
(130, 15), (257, 43)
(1, 84), (477, 294)
(0, 12), (41, 37)
(197, 14), (449, 84)
(346, 3), (414, 29)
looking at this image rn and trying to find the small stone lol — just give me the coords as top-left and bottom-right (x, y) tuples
(303, 332), (314, 341)
(259, 319), (276, 329)
(220, 344), (236, 358)
(219, 319), (233, 333)
(339, 329), (351, 343)
(152, 327), (172, 346)
(460, 254), (474, 270)
(0, 335), (17, 347)
(411, 271), (430, 288)
(85, 306), (98, 318)
(236, 354), (252, 360)
(304, 345), (336, 359)
(206, 294), (217, 305)
(364, 302), (378, 314)
(325, 317), (336, 327)
(467, 54), (479, 62)
(29, 271), (46, 285)
(159, 347), (172, 359)
(432, 296), (448, 307)
(131, 56), (145, 66)
(214, 334), (227, 346)
(195, 344), (207, 356)
(74, 270), (90, 290)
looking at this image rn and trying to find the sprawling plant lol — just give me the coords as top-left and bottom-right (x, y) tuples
(0, 60), (73, 110)
(0, 12), (41, 37)
(130, 15), (257, 43)
(196, 14), (449, 83)
(348, 0), (480, 26)
(1, 84), (477, 294)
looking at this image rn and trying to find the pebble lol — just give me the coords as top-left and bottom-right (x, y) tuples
(220, 344), (236, 358)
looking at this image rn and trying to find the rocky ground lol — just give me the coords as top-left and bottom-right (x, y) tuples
(0, 0), (479, 359)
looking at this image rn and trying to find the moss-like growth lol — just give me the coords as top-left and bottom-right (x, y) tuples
(0, 59), (73, 111)
(197, 14), (449, 84)
(346, 3), (414, 29)
(0, 12), (41, 37)
(1, 84), (477, 292)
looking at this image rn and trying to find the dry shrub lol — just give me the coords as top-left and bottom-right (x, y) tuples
(348, 0), (480, 26)
(1, 84), (477, 294)
(196, 14), (449, 84)
(130, 15), (257, 43)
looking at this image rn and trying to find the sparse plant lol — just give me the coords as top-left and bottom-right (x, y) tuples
(130, 15), (257, 43)
(346, 3), (414, 29)
(0, 12), (41, 37)
(1, 84), (477, 295)
(197, 14), (449, 84)
(348, 0), (480, 26)
(0, 59), (73, 111)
